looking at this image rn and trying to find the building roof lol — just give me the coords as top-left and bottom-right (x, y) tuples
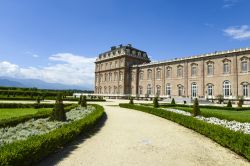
(132, 46), (250, 68)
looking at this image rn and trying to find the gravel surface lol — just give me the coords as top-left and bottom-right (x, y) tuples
(38, 99), (249, 166)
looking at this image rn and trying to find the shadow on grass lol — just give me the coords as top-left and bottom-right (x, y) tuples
(37, 112), (108, 166)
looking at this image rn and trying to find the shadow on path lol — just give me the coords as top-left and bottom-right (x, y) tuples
(37, 112), (108, 166)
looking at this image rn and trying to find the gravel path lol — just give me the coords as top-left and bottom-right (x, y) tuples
(38, 100), (250, 166)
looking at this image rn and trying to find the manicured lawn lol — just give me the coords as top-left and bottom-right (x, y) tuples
(171, 107), (250, 123)
(0, 108), (52, 120)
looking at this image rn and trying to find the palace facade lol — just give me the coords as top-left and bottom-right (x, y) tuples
(95, 44), (250, 100)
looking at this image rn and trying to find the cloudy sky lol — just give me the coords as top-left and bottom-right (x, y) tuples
(0, 0), (250, 89)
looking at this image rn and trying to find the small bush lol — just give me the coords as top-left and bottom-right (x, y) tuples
(171, 98), (176, 105)
(192, 98), (201, 116)
(217, 94), (224, 104)
(81, 96), (87, 107)
(129, 97), (134, 105)
(153, 97), (159, 108)
(51, 94), (66, 121)
(227, 100), (232, 108)
(183, 100), (186, 104)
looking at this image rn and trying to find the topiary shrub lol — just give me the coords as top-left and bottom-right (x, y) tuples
(192, 98), (201, 116)
(171, 98), (176, 105)
(153, 97), (159, 108)
(227, 100), (232, 108)
(81, 95), (87, 107)
(238, 96), (244, 108)
(78, 95), (82, 105)
(217, 94), (224, 104)
(51, 94), (66, 121)
(129, 97), (134, 104)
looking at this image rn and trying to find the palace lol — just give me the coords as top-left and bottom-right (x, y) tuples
(94, 44), (250, 100)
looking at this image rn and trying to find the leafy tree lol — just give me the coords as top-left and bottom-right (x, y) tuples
(51, 94), (66, 121)
(171, 98), (176, 105)
(153, 97), (159, 108)
(192, 98), (201, 116)
(227, 100), (232, 108)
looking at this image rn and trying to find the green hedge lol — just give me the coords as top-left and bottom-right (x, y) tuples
(0, 104), (77, 128)
(0, 104), (104, 166)
(0, 103), (74, 109)
(160, 104), (250, 111)
(120, 104), (250, 161)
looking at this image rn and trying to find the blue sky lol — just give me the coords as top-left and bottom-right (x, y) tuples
(0, 0), (250, 89)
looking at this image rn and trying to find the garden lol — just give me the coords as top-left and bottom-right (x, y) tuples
(123, 97), (250, 161)
(0, 95), (105, 166)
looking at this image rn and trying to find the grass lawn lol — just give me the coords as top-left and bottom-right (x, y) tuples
(0, 108), (52, 120)
(170, 107), (250, 123)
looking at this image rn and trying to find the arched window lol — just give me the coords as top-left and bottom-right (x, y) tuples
(139, 86), (143, 95)
(207, 84), (213, 96)
(166, 67), (172, 78)
(118, 86), (123, 94)
(156, 68), (161, 80)
(241, 57), (249, 73)
(147, 69), (152, 80)
(223, 80), (231, 97)
(104, 86), (107, 94)
(191, 83), (197, 98)
(242, 82), (249, 97)
(139, 71), (144, 80)
(177, 84), (184, 96)
(222, 58), (231, 74)
(191, 63), (198, 77)
(156, 85), (161, 95)
(114, 86), (117, 94)
(166, 83), (171, 96)
(147, 84), (152, 95)
(177, 65), (183, 77)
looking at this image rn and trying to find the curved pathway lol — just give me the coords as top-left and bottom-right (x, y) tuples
(39, 100), (249, 166)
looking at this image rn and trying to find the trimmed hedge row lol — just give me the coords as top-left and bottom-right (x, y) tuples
(120, 104), (250, 161)
(159, 103), (250, 111)
(0, 104), (105, 166)
(0, 103), (74, 109)
(0, 104), (77, 128)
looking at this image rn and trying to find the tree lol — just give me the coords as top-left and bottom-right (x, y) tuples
(192, 98), (201, 116)
(217, 94), (224, 104)
(51, 94), (66, 121)
(81, 95), (87, 107)
(129, 97), (134, 104)
(171, 98), (176, 105)
(153, 97), (159, 108)
(227, 100), (232, 108)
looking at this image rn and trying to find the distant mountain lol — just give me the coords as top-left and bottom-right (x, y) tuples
(0, 77), (92, 90)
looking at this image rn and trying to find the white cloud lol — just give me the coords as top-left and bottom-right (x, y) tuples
(223, 25), (250, 40)
(0, 53), (96, 87)
(223, 0), (240, 8)
(32, 54), (39, 58)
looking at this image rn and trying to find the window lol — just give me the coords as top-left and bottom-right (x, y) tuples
(109, 73), (112, 81)
(241, 61), (248, 72)
(191, 66), (197, 76)
(100, 74), (103, 82)
(109, 86), (112, 94)
(120, 59), (123, 67)
(110, 62), (112, 69)
(207, 84), (213, 96)
(207, 64), (213, 75)
(115, 61), (118, 68)
(242, 83), (249, 97)
(139, 86), (143, 95)
(118, 86), (122, 94)
(147, 84), (152, 95)
(166, 67), (171, 78)
(119, 72), (123, 81)
(191, 83), (197, 98)
(114, 72), (117, 81)
(156, 68), (161, 80)
(177, 66), (183, 77)
(156, 85), (161, 95)
(96, 76), (98, 82)
(166, 83), (171, 96)
(114, 86), (117, 94)
(223, 63), (229, 74)
(147, 69), (152, 80)
(104, 86), (107, 94)
(99, 87), (102, 94)
(104, 74), (107, 82)
(178, 85), (183, 96)
(223, 80), (231, 97)
(139, 71), (144, 80)
(105, 63), (108, 70)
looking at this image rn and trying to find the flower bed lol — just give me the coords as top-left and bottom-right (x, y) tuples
(165, 108), (250, 134)
(0, 104), (105, 166)
(0, 106), (94, 147)
(119, 103), (250, 161)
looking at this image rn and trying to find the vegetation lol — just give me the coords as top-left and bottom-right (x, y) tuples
(50, 94), (66, 121)
(192, 98), (201, 116)
(119, 104), (250, 161)
(238, 96), (244, 108)
(129, 97), (134, 105)
(153, 97), (159, 108)
(171, 98), (176, 105)
(227, 100), (232, 108)
(0, 104), (105, 166)
(217, 94), (224, 104)
(81, 96), (87, 107)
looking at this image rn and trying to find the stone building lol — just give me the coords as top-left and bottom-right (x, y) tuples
(95, 44), (250, 100)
